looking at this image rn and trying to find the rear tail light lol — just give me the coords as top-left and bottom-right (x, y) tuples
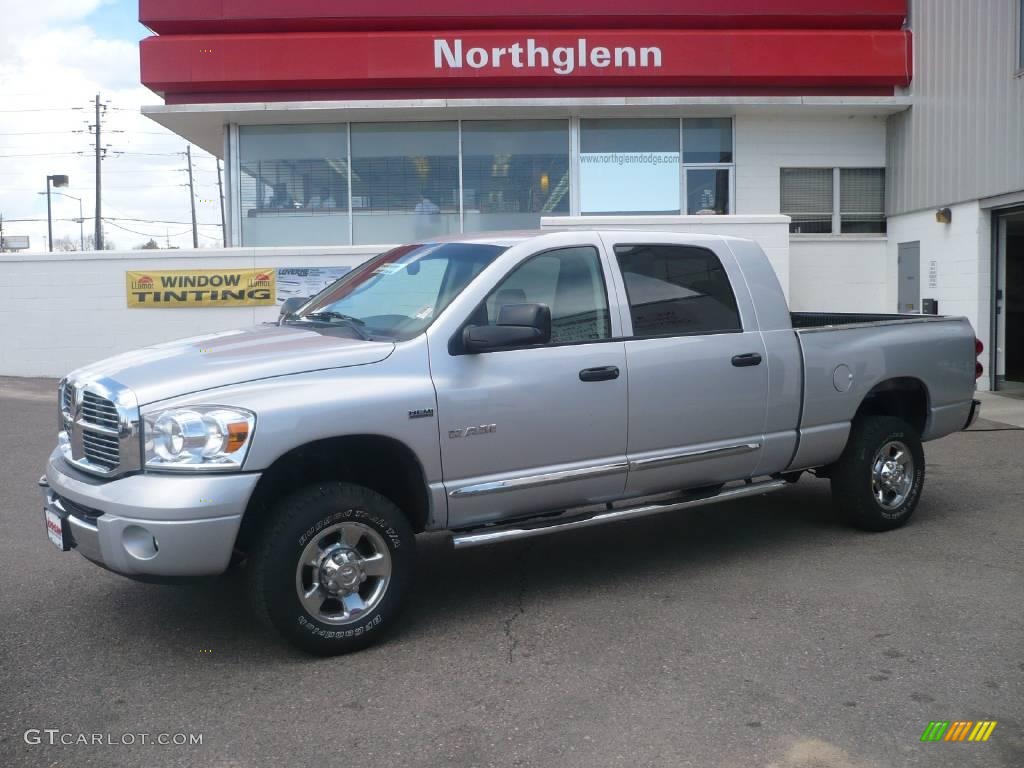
(976, 361), (984, 380)
(975, 337), (984, 380)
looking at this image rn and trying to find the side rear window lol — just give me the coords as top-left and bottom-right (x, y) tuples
(615, 244), (741, 337)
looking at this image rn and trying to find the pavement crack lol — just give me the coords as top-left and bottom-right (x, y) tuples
(502, 543), (534, 664)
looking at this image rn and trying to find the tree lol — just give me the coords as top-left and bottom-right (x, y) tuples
(138, 239), (160, 250)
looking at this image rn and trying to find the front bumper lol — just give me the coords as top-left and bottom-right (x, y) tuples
(41, 449), (261, 577)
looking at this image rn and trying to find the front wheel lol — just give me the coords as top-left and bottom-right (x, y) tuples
(248, 482), (416, 655)
(830, 416), (925, 532)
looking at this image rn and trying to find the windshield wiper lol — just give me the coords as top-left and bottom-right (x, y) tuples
(300, 312), (370, 339)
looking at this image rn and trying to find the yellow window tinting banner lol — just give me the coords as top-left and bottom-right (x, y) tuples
(126, 268), (276, 308)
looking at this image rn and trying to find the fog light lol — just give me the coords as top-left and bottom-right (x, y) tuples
(123, 525), (159, 561)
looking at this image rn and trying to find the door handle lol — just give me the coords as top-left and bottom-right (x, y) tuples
(731, 353), (763, 368)
(579, 366), (620, 382)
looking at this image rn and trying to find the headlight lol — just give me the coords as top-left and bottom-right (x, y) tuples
(143, 406), (255, 471)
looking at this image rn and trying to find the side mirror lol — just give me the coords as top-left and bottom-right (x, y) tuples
(462, 303), (552, 354)
(279, 296), (309, 324)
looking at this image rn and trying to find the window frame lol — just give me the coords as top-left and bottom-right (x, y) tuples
(614, 243), (745, 339)
(781, 166), (887, 237)
(1017, 0), (1024, 76)
(449, 244), (615, 355)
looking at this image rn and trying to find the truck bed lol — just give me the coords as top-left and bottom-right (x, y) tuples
(791, 312), (949, 330)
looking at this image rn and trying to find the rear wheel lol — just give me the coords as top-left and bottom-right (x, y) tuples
(830, 416), (925, 532)
(248, 482), (416, 655)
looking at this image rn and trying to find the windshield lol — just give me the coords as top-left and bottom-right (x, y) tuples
(290, 242), (507, 341)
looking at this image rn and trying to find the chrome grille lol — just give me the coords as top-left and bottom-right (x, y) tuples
(62, 383), (74, 414)
(58, 378), (140, 479)
(83, 430), (120, 469)
(81, 391), (120, 430)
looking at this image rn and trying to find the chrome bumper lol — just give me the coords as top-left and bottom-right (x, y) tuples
(40, 449), (261, 577)
(964, 399), (982, 430)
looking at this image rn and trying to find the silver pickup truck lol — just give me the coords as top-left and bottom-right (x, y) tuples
(40, 231), (982, 654)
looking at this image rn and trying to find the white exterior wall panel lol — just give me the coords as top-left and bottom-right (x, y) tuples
(888, 0), (1024, 215)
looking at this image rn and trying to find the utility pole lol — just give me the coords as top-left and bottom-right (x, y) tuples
(216, 158), (226, 246)
(93, 94), (105, 251)
(186, 145), (199, 249)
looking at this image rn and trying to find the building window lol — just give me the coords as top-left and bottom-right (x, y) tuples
(615, 244), (742, 336)
(840, 168), (886, 234)
(578, 118), (734, 216)
(239, 125), (350, 246)
(781, 167), (886, 235)
(461, 120), (570, 233)
(580, 119), (681, 215)
(350, 122), (460, 246)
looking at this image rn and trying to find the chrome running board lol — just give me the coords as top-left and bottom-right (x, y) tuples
(451, 478), (788, 550)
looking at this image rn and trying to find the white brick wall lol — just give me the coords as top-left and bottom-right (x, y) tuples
(885, 202), (991, 389)
(1, 246), (385, 378)
(735, 113), (888, 214)
(789, 238), (889, 313)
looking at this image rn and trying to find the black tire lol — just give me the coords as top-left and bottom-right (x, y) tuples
(830, 416), (925, 532)
(248, 482), (416, 655)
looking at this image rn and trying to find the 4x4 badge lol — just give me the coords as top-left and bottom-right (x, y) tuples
(449, 424), (497, 439)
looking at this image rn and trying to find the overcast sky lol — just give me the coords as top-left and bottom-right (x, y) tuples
(0, 0), (223, 252)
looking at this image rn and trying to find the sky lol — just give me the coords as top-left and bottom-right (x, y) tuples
(0, 0), (223, 251)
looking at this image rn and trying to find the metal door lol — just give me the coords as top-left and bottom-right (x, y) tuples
(898, 241), (921, 313)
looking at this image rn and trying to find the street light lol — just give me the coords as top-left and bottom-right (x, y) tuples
(38, 190), (84, 251)
(44, 174), (69, 252)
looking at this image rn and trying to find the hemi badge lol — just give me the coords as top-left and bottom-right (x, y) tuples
(408, 408), (435, 419)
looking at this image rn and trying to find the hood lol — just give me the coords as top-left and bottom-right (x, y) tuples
(69, 325), (395, 405)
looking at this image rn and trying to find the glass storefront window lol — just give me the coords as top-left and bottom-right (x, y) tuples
(686, 168), (730, 215)
(239, 125), (350, 246)
(579, 119), (681, 215)
(461, 120), (570, 233)
(683, 119), (734, 164)
(350, 122), (460, 245)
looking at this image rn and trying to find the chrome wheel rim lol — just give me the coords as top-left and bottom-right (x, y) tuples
(295, 519), (392, 626)
(871, 441), (914, 510)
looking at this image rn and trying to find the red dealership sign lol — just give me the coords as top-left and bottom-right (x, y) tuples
(140, 0), (908, 33)
(141, 29), (912, 99)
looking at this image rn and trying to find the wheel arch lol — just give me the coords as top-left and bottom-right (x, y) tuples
(236, 434), (433, 555)
(854, 377), (930, 436)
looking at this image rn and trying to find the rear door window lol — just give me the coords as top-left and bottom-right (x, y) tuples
(614, 244), (741, 337)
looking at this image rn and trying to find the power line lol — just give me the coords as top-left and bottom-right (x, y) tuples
(0, 107), (86, 113)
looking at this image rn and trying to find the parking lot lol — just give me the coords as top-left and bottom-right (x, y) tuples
(0, 376), (1021, 768)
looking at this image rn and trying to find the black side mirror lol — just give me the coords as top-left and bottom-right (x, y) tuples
(279, 296), (309, 324)
(462, 303), (552, 354)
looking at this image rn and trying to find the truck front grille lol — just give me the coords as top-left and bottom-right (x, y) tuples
(58, 379), (140, 479)
(82, 430), (120, 470)
(81, 391), (120, 431)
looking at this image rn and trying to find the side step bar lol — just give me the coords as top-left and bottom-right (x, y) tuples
(451, 478), (788, 550)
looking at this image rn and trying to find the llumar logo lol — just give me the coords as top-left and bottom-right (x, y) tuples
(921, 721), (997, 742)
(248, 271), (274, 289)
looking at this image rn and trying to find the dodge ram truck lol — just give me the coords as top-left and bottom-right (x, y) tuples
(40, 230), (983, 654)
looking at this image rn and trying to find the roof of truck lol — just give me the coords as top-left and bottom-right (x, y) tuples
(419, 229), (748, 248)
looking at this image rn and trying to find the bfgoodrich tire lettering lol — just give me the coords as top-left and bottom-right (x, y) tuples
(830, 416), (926, 532)
(248, 482), (416, 655)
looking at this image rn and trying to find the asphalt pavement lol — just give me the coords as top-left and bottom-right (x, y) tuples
(0, 376), (1021, 768)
